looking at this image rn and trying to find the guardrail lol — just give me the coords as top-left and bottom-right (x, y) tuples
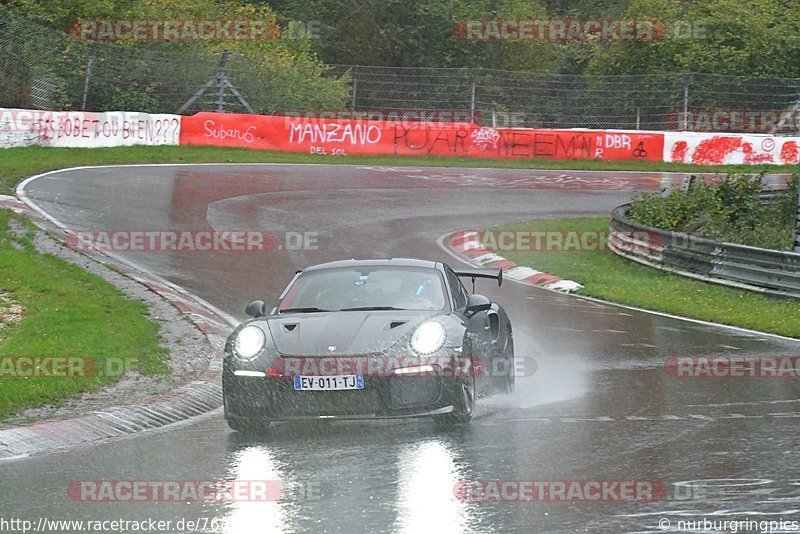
(608, 203), (800, 299)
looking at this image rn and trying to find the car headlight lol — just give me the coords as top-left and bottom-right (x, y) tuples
(410, 321), (447, 355)
(234, 325), (266, 360)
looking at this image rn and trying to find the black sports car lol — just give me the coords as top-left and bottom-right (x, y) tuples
(223, 258), (514, 431)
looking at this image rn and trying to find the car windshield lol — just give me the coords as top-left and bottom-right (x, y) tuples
(278, 266), (447, 312)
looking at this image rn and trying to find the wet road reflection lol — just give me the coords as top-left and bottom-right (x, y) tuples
(394, 439), (469, 533)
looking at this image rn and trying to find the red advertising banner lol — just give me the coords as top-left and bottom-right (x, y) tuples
(486, 128), (661, 161)
(179, 112), (664, 162)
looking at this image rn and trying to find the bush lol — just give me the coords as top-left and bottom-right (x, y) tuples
(629, 173), (798, 251)
(0, 10), (350, 114)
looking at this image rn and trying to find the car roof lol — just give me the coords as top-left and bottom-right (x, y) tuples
(301, 258), (441, 273)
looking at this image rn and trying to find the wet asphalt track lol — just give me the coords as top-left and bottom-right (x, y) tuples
(4, 164), (800, 533)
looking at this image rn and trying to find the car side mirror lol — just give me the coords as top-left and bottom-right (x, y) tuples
(465, 294), (492, 316)
(245, 300), (267, 318)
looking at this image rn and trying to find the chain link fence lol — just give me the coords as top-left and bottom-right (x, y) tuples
(334, 66), (800, 134)
(3, 11), (800, 134)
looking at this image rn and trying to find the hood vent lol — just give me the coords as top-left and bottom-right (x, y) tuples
(388, 321), (407, 330)
(282, 323), (299, 333)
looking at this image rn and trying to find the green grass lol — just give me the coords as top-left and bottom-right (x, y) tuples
(0, 145), (793, 195)
(0, 209), (170, 419)
(490, 216), (800, 338)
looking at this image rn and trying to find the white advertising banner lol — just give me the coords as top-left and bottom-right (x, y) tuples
(664, 131), (800, 165)
(0, 108), (181, 148)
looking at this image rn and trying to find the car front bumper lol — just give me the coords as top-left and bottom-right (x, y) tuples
(222, 366), (466, 422)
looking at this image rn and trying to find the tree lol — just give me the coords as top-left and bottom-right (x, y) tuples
(268, 0), (563, 72)
(589, 0), (800, 77)
(3, 0), (349, 112)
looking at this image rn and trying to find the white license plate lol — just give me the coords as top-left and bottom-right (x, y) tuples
(293, 375), (364, 391)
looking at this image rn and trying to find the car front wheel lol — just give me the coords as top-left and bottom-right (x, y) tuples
(227, 418), (271, 434)
(433, 376), (475, 426)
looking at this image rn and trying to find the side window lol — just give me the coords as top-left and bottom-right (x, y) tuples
(445, 267), (469, 310)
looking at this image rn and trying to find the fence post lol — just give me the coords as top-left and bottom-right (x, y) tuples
(215, 50), (230, 112)
(80, 45), (95, 111)
(469, 69), (478, 123)
(177, 50), (253, 114)
(351, 75), (357, 110)
(795, 183), (800, 252)
(681, 74), (692, 130)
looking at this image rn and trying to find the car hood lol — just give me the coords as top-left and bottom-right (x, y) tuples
(265, 310), (439, 356)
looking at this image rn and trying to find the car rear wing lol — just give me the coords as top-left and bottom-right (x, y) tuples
(453, 267), (503, 289)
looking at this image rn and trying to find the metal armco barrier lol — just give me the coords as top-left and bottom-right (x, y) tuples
(796, 184), (800, 252)
(609, 203), (800, 299)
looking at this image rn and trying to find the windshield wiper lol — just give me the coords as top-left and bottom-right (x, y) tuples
(339, 306), (406, 311)
(279, 307), (330, 314)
